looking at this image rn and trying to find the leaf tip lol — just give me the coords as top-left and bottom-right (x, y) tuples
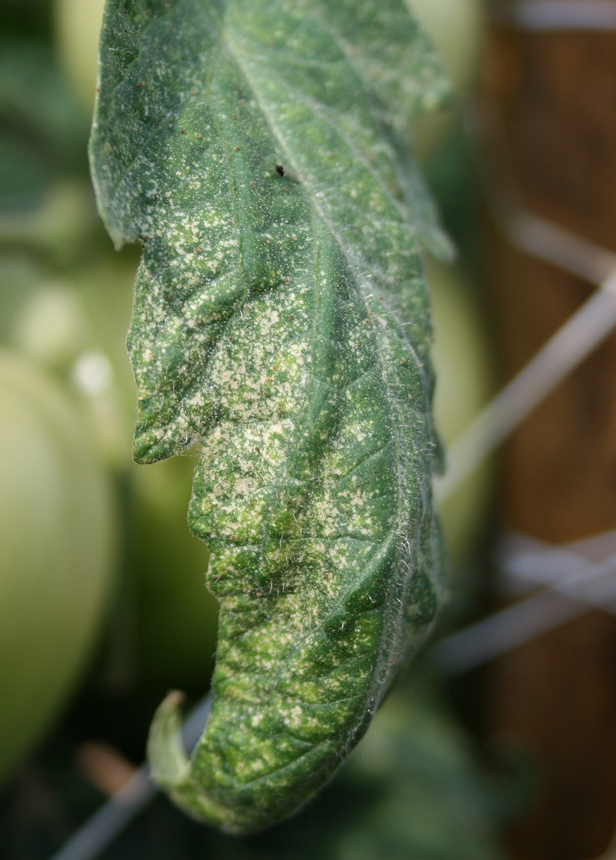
(148, 690), (191, 788)
(132, 424), (177, 465)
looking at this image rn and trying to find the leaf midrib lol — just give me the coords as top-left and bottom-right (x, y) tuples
(212, 12), (414, 703)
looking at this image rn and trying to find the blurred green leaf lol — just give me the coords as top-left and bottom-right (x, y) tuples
(0, 0), (51, 39)
(0, 39), (88, 203)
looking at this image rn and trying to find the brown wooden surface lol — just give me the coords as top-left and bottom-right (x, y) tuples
(484, 12), (616, 860)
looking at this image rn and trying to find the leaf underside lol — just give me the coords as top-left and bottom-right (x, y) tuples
(91, 0), (449, 835)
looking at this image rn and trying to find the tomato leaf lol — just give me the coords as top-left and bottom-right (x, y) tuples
(91, 0), (450, 834)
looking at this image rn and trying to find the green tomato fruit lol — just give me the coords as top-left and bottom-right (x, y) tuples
(8, 257), (136, 472)
(7, 253), (219, 691)
(427, 257), (494, 566)
(0, 349), (116, 785)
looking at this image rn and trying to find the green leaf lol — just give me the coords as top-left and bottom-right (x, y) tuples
(91, 0), (449, 835)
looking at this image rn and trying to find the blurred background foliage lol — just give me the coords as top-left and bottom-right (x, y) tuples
(0, 0), (522, 857)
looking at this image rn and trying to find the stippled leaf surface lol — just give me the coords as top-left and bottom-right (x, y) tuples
(91, 0), (449, 835)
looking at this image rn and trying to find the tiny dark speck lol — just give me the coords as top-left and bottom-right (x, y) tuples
(275, 164), (301, 183)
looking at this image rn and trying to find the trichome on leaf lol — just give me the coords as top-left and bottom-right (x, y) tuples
(90, 0), (450, 835)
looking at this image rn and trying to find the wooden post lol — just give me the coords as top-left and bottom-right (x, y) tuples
(484, 10), (616, 859)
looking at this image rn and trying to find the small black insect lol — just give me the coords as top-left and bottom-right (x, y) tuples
(274, 164), (301, 183)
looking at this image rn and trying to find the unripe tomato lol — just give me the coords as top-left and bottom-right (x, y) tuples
(427, 257), (495, 565)
(0, 350), (116, 785)
(7, 254), (219, 692)
(9, 256), (136, 472)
